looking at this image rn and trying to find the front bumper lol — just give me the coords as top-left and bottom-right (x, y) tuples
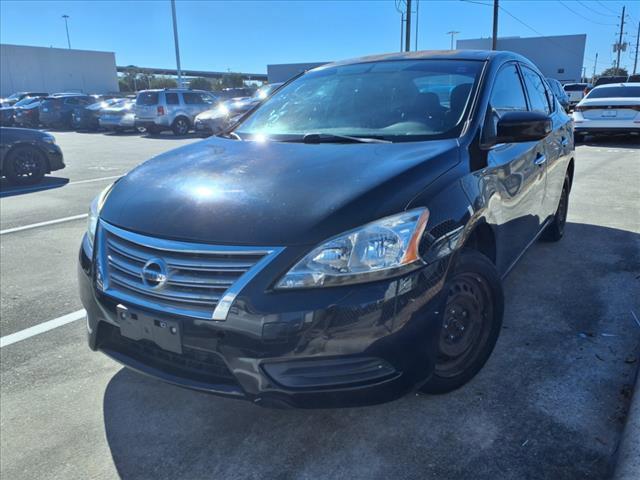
(78, 234), (449, 408)
(44, 143), (65, 172)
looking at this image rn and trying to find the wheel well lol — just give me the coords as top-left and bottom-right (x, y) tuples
(5, 143), (51, 173)
(173, 115), (190, 127)
(465, 222), (496, 264)
(567, 158), (575, 192)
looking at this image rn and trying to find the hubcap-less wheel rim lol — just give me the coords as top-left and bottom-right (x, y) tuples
(176, 119), (188, 134)
(13, 150), (41, 179)
(435, 272), (493, 378)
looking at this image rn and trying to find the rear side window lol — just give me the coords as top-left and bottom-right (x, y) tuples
(563, 84), (586, 91)
(165, 93), (179, 105)
(183, 92), (205, 104)
(489, 64), (528, 113)
(137, 92), (159, 106)
(521, 66), (552, 114)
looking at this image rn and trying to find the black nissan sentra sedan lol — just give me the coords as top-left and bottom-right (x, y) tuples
(78, 50), (574, 408)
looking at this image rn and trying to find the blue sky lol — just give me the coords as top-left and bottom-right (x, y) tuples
(1, 0), (639, 76)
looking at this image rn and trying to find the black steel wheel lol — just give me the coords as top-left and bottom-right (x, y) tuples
(4, 146), (47, 185)
(541, 175), (570, 242)
(421, 250), (504, 394)
(172, 117), (190, 136)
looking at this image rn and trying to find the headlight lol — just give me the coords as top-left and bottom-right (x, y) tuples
(276, 208), (430, 289)
(87, 183), (116, 247)
(42, 134), (56, 144)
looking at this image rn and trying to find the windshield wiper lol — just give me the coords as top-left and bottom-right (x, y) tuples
(302, 133), (392, 144)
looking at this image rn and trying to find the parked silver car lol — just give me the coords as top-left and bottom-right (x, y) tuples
(134, 89), (217, 136)
(99, 99), (143, 133)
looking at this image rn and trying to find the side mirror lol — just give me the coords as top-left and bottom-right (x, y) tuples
(491, 111), (552, 146)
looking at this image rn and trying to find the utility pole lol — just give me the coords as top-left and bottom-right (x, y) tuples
(400, 12), (405, 52)
(634, 20), (639, 75)
(447, 31), (460, 50)
(62, 15), (71, 49)
(492, 0), (499, 50)
(405, 0), (412, 52)
(415, 0), (419, 51)
(615, 5), (625, 71)
(170, 0), (183, 88)
(592, 52), (598, 81)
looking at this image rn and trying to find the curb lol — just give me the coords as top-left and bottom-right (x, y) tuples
(612, 354), (640, 480)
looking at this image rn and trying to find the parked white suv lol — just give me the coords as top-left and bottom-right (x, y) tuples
(135, 89), (217, 135)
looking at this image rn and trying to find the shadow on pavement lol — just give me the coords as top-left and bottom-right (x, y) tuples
(141, 132), (203, 141)
(0, 176), (69, 198)
(102, 222), (640, 480)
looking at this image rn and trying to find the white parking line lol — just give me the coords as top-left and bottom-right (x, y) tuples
(68, 175), (121, 185)
(0, 309), (86, 348)
(0, 213), (88, 235)
(0, 174), (122, 197)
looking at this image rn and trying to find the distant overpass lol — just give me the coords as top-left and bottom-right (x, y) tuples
(116, 66), (267, 82)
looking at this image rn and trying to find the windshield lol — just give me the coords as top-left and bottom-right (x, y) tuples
(586, 86), (640, 99)
(236, 59), (482, 141)
(14, 97), (39, 107)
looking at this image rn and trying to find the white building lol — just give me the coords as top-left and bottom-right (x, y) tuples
(0, 44), (118, 97)
(267, 62), (328, 83)
(457, 35), (587, 83)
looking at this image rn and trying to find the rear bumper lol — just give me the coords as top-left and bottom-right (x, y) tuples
(78, 234), (449, 408)
(99, 115), (135, 129)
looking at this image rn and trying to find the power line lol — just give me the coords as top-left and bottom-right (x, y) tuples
(596, 0), (618, 15)
(497, 4), (597, 63)
(576, 1), (617, 18)
(558, 1), (617, 26)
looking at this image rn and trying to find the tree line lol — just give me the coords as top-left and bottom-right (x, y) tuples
(118, 66), (248, 92)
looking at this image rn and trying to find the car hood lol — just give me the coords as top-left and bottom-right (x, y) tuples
(100, 136), (459, 246)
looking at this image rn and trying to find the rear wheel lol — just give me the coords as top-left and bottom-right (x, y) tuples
(541, 176), (570, 242)
(172, 117), (190, 136)
(421, 250), (504, 394)
(4, 146), (47, 185)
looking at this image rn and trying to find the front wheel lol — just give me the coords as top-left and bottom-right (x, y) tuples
(4, 146), (47, 185)
(421, 250), (504, 394)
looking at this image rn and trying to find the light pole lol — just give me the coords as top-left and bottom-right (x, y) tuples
(447, 31), (460, 50)
(170, 0), (183, 88)
(62, 15), (71, 49)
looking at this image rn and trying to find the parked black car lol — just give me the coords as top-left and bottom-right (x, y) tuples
(0, 127), (65, 185)
(13, 99), (44, 128)
(79, 50), (574, 408)
(0, 96), (45, 126)
(39, 94), (98, 129)
(71, 98), (127, 131)
(0, 91), (48, 108)
(195, 82), (284, 135)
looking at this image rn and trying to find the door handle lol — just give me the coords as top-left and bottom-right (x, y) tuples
(534, 153), (547, 166)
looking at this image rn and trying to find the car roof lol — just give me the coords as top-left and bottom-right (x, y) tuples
(315, 49), (523, 71)
(137, 89), (210, 93)
(591, 82), (639, 89)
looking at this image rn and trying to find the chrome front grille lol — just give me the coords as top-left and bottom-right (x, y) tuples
(96, 221), (281, 320)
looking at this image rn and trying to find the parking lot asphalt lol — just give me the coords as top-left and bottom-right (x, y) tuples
(1, 132), (639, 480)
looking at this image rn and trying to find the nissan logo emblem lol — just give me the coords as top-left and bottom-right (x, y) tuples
(141, 258), (168, 289)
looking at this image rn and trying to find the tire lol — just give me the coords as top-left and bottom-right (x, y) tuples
(420, 250), (504, 394)
(4, 146), (47, 185)
(146, 125), (161, 135)
(136, 126), (147, 134)
(172, 117), (190, 136)
(540, 176), (570, 242)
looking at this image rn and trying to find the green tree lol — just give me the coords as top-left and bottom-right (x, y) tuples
(599, 67), (628, 78)
(188, 77), (213, 90)
(149, 76), (178, 89)
(219, 72), (245, 89)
